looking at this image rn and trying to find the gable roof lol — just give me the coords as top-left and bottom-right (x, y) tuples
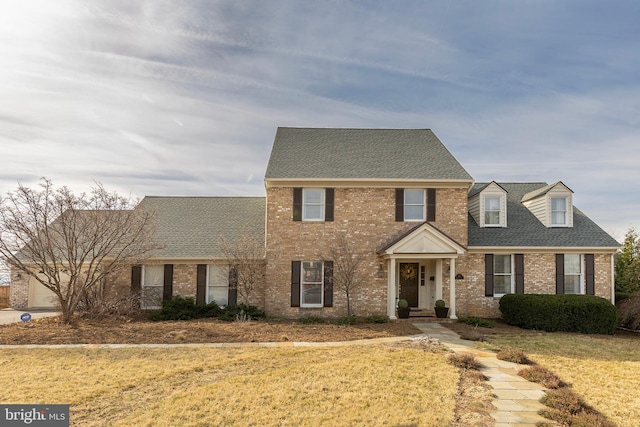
(521, 181), (573, 202)
(140, 197), (265, 259)
(468, 183), (619, 249)
(265, 127), (473, 181)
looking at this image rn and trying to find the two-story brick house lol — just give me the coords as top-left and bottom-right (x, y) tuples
(11, 127), (619, 319)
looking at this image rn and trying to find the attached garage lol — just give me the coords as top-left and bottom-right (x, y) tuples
(28, 276), (59, 309)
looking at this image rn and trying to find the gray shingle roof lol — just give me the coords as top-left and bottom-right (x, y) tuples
(521, 181), (572, 202)
(140, 197), (265, 259)
(265, 128), (473, 181)
(468, 183), (619, 248)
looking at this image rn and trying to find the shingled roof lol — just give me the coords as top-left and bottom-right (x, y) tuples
(468, 183), (619, 248)
(265, 127), (473, 181)
(140, 197), (265, 259)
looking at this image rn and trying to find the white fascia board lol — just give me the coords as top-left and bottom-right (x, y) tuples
(467, 246), (619, 254)
(265, 178), (473, 189)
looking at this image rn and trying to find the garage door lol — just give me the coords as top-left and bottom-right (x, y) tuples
(29, 277), (58, 309)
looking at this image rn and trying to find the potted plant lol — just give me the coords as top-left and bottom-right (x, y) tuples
(397, 299), (410, 319)
(434, 299), (449, 318)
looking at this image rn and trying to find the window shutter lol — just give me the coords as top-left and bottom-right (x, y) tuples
(228, 265), (238, 305)
(196, 264), (206, 304)
(515, 254), (524, 294)
(555, 254), (564, 294)
(323, 261), (333, 307)
(395, 189), (404, 222)
(130, 265), (142, 296)
(325, 188), (334, 222)
(163, 264), (173, 301)
(585, 254), (595, 295)
(293, 188), (302, 221)
(427, 188), (436, 222)
(291, 261), (301, 307)
(485, 254), (494, 297)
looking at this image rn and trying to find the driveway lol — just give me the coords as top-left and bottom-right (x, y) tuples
(0, 309), (59, 325)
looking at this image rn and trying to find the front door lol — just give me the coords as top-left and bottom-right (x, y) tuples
(399, 263), (419, 307)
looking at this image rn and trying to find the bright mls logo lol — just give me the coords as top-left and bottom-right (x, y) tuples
(1, 405), (69, 426)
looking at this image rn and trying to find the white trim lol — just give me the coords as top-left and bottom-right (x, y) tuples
(300, 261), (324, 308)
(403, 189), (426, 222)
(387, 258), (397, 319)
(206, 264), (229, 306)
(611, 255), (616, 303)
(381, 222), (466, 256)
(449, 258), (457, 319)
(302, 188), (325, 222)
(492, 254), (514, 297)
(141, 265), (163, 310)
(265, 178), (473, 189)
(468, 246), (618, 254)
(563, 254), (584, 294)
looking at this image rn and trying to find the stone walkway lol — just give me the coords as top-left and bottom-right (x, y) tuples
(413, 322), (552, 427)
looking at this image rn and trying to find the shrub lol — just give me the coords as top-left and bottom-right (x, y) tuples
(397, 299), (409, 309)
(518, 365), (566, 389)
(336, 315), (357, 326)
(218, 304), (266, 322)
(499, 294), (617, 334)
(152, 296), (221, 321)
(298, 316), (326, 324)
(615, 292), (632, 304)
(447, 353), (481, 370)
(539, 389), (615, 427)
(435, 299), (446, 308)
(365, 315), (390, 324)
(457, 317), (495, 328)
(617, 294), (640, 331)
(496, 348), (533, 365)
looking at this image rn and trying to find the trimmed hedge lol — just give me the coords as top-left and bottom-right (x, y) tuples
(499, 294), (617, 334)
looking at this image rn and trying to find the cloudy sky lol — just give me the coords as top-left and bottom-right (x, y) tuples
(1, 0), (638, 239)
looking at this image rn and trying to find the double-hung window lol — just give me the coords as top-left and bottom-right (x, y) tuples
(141, 265), (164, 309)
(551, 197), (567, 226)
(564, 254), (582, 294)
(301, 261), (323, 307)
(493, 255), (513, 296)
(404, 189), (425, 221)
(303, 189), (325, 221)
(484, 197), (501, 226)
(207, 264), (229, 306)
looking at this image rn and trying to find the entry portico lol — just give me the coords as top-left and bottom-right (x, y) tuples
(378, 223), (466, 319)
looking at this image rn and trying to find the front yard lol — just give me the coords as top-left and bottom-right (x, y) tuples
(0, 345), (458, 426)
(480, 325), (640, 426)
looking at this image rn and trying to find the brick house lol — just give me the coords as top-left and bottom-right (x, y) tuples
(11, 128), (619, 319)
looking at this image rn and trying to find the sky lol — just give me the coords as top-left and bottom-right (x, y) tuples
(0, 0), (639, 241)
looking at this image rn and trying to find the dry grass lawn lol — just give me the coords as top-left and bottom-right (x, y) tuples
(0, 345), (458, 426)
(483, 326), (640, 427)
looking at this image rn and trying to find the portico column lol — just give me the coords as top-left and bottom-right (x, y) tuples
(387, 258), (397, 319)
(435, 259), (443, 300)
(449, 258), (457, 319)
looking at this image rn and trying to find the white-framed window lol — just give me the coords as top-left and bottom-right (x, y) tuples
(141, 265), (164, 309)
(303, 188), (325, 221)
(493, 255), (513, 296)
(484, 196), (502, 226)
(404, 189), (425, 221)
(551, 197), (567, 226)
(207, 264), (229, 305)
(564, 254), (582, 294)
(301, 261), (323, 307)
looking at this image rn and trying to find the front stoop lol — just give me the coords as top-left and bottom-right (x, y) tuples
(412, 322), (556, 427)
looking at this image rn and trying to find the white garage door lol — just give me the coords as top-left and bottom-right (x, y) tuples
(29, 277), (58, 309)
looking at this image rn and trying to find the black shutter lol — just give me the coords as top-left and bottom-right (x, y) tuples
(395, 189), (404, 222)
(585, 254), (595, 295)
(228, 265), (238, 305)
(556, 254), (565, 294)
(515, 254), (524, 294)
(323, 261), (333, 307)
(291, 261), (301, 307)
(163, 264), (173, 301)
(325, 188), (334, 222)
(427, 188), (436, 222)
(293, 188), (302, 221)
(196, 264), (207, 304)
(131, 265), (142, 296)
(485, 254), (494, 297)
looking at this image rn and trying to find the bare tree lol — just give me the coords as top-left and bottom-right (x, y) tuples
(320, 233), (368, 317)
(0, 178), (160, 323)
(218, 235), (265, 306)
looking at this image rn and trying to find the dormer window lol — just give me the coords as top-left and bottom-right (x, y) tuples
(484, 197), (502, 226)
(522, 182), (573, 228)
(551, 197), (568, 226)
(469, 182), (507, 228)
